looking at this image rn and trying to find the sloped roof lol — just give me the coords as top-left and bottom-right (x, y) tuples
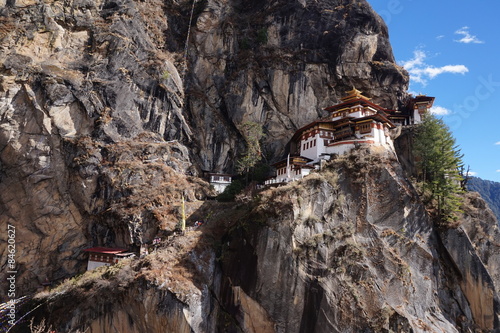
(83, 247), (128, 254)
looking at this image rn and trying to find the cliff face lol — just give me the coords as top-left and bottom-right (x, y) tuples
(0, 0), (408, 298)
(188, 0), (408, 171)
(0, 0), (201, 296)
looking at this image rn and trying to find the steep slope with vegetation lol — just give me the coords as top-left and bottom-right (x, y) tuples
(412, 114), (464, 226)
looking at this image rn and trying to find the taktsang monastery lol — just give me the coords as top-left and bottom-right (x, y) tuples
(267, 89), (434, 184)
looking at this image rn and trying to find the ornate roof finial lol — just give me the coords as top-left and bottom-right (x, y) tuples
(341, 87), (370, 102)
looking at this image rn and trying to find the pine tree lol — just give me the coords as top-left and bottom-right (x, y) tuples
(414, 114), (464, 225)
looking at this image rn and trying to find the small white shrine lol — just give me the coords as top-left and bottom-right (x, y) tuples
(206, 173), (233, 194)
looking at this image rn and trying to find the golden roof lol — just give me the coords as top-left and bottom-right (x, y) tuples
(341, 87), (371, 102)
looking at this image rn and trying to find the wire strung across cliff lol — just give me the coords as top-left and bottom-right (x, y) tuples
(181, 0), (197, 79)
(0, 295), (47, 332)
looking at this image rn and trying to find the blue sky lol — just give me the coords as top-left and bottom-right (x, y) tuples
(368, 0), (500, 182)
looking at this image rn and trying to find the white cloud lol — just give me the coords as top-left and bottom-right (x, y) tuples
(436, 35), (445, 40)
(423, 65), (469, 79)
(495, 141), (500, 145)
(402, 49), (425, 69)
(430, 106), (451, 116)
(466, 171), (478, 177)
(497, 170), (500, 173)
(454, 26), (484, 44)
(401, 50), (469, 86)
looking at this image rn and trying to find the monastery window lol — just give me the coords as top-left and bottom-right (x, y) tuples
(313, 139), (316, 147)
(359, 123), (371, 134)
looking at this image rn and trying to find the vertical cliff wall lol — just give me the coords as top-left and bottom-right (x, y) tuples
(216, 148), (498, 332)
(0, 0), (197, 296)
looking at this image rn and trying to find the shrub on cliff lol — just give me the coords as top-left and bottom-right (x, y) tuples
(413, 114), (464, 226)
(236, 121), (264, 178)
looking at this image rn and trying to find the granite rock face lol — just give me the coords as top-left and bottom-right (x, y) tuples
(5, 0), (500, 331)
(2, 0), (500, 332)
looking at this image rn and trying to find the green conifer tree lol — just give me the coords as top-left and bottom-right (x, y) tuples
(414, 114), (464, 225)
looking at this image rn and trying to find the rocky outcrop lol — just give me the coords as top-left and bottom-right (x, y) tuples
(395, 129), (500, 331)
(456, 192), (500, 329)
(461, 192), (500, 289)
(439, 226), (497, 331)
(217, 148), (491, 332)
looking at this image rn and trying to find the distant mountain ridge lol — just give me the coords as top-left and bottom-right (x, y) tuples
(467, 176), (500, 221)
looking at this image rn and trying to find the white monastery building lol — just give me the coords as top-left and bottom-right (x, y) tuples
(266, 89), (434, 184)
(203, 172), (233, 194)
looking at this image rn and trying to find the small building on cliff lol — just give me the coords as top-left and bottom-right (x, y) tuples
(202, 171), (233, 194)
(266, 89), (434, 184)
(83, 247), (134, 271)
